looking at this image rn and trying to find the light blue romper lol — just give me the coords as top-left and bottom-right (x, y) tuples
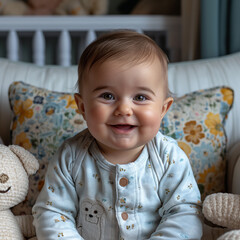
(33, 129), (203, 239)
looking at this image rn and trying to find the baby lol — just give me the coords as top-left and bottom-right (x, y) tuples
(33, 30), (203, 239)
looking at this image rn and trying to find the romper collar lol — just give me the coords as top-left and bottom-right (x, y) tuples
(90, 140), (149, 174)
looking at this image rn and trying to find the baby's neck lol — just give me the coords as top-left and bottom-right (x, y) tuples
(98, 144), (144, 165)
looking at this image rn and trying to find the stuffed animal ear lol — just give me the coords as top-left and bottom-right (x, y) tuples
(203, 193), (240, 229)
(8, 145), (39, 175)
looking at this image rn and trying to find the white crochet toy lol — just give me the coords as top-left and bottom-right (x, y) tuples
(203, 193), (240, 240)
(0, 144), (39, 240)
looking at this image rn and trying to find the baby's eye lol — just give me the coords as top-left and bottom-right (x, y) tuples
(100, 92), (115, 100)
(134, 95), (147, 101)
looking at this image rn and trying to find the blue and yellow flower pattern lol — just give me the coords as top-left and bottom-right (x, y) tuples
(8, 81), (87, 215)
(8, 82), (233, 216)
(160, 86), (233, 199)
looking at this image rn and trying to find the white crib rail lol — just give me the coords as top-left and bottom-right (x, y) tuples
(0, 15), (181, 66)
(58, 30), (71, 66)
(33, 30), (45, 66)
(7, 30), (19, 62)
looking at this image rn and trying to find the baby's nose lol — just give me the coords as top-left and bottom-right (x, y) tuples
(114, 102), (133, 116)
(0, 173), (9, 184)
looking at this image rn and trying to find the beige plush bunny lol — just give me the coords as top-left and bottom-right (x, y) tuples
(0, 144), (39, 240)
(203, 193), (240, 240)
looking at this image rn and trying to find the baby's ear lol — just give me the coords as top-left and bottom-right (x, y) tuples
(161, 97), (173, 119)
(74, 93), (86, 119)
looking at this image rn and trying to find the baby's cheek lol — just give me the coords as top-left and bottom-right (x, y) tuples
(87, 105), (107, 123)
(139, 108), (162, 126)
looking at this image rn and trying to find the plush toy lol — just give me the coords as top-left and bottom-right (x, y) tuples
(55, 0), (108, 15)
(0, 0), (62, 15)
(0, 144), (39, 240)
(26, 0), (62, 15)
(203, 193), (240, 240)
(0, 0), (108, 16)
(0, 0), (29, 15)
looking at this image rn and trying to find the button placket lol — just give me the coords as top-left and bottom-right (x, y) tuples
(116, 165), (139, 238)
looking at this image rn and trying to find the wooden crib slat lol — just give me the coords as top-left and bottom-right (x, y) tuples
(33, 30), (45, 66)
(7, 30), (19, 61)
(58, 30), (71, 66)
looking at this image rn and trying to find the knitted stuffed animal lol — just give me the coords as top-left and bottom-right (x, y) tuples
(203, 193), (240, 240)
(0, 144), (39, 240)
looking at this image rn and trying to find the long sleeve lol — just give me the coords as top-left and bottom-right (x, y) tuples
(33, 130), (203, 239)
(149, 136), (203, 239)
(33, 142), (83, 240)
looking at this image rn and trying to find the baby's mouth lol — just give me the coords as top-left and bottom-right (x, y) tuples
(110, 124), (137, 134)
(112, 124), (136, 130)
(0, 186), (11, 194)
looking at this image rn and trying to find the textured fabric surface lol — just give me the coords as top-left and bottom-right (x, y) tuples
(203, 193), (240, 229)
(0, 144), (38, 239)
(160, 86), (233, 199)
(1, 211), (24, 240)
(9, 81), (87, 215)
(15, 215), (36, 238)
(218, 230), (240, 240)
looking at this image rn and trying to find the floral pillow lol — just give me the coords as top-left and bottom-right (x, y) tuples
(160, 86), (234, 200)
(9, 81), (87, 215)
(9, 82), (233, 214)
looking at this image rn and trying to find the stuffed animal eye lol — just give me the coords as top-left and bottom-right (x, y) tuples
(94, 210), (98, 214)
(0, 173), (9, 184)
(85, 208), (89, 211)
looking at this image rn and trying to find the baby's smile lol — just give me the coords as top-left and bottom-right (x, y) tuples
(109, 124), (137, 134)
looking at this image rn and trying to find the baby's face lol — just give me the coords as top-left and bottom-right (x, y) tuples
(75, 58), (173, 158)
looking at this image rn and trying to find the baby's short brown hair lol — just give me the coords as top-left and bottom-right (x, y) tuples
(77, 30), (169, 95)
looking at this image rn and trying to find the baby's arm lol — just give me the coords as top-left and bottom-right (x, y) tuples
(149, 141), (203, 239)
(33, 143), (83, 240)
